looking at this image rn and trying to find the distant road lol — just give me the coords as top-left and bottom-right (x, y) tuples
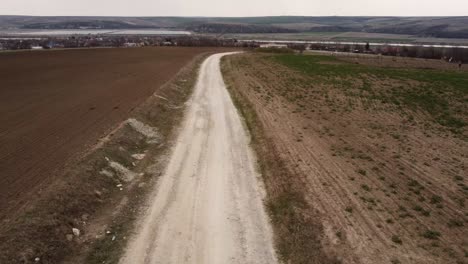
(120, 53), (278, 264)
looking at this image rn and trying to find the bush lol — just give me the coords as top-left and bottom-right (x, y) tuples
(430, 195), (443, 204)
(391, 235), (403, 244)
(422, 230), (441, 240)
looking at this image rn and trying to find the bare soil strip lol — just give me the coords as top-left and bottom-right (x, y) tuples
(120, 53), (278, 264)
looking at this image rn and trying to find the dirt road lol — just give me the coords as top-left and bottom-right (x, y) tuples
(120, 53), (277, 264)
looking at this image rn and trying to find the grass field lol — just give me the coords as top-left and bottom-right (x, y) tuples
(272, 54), (467, 133)
(222, 52), (467, 264)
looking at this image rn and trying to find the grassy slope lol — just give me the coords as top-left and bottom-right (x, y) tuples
(2, 16), (468, 39)
(273, 54), (468, 134)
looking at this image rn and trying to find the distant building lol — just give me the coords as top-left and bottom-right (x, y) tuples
(123, 42), (138, 48)
(260, 43), (288, 48)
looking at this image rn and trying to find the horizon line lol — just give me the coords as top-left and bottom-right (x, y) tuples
(1, 14), (468, 18)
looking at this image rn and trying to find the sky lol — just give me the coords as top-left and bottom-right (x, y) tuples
(1, 0), (468, 17)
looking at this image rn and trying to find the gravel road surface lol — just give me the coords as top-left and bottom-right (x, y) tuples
(120, 52), (277, 264)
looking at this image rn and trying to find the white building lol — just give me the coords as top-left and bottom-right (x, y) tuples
(260, 43), (288, 48)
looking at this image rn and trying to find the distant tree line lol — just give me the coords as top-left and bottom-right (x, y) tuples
(0, 36), (255, 51)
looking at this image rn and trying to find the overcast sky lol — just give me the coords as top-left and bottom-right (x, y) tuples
(2, 0), (468, 16)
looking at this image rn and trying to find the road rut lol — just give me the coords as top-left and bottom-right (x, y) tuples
(120, 52), (278, 264)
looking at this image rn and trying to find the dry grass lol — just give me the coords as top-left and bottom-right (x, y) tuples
(222, 56), (341, 264)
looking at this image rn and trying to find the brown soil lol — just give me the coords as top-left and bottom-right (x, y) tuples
(222, 53), (467, 264)
(0, 47), (234, 264)
(0, 47), (221, 220)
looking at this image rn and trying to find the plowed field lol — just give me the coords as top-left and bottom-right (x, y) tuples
(0, 47), (219, 219)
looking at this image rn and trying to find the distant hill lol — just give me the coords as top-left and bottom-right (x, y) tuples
(1, 16), (468, 38)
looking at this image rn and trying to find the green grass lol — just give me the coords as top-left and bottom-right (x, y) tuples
(270, 54), (468, 132)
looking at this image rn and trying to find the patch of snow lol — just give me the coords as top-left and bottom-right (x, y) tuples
(109, 161), (137, 182)
(126, 118), (160, 144)
(99, 169), (114, 177)
(153, 94), (169, 101)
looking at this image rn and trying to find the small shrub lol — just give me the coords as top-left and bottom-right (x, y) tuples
(408, 179), (420, 187)
(391, 235), (403, 244)
(336, 231), (342, 239)
(357, 169), (367, 176)
(430, 195), (443, 204)
(421, 210), (431, 217)
(454, 175), (463, 181)
(422, 230), (441, 240)
(361, 184), (371, 192)
(447, 219), (464, 228)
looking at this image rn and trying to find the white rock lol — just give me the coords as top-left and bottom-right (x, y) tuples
(35, 257), (40, 262)
(99, 169), (114, 177)
(109, 161), (137, 182)
(81, 214), (89, 221)
(131, 153), (146, 160)
(72, 228), (80, 236)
